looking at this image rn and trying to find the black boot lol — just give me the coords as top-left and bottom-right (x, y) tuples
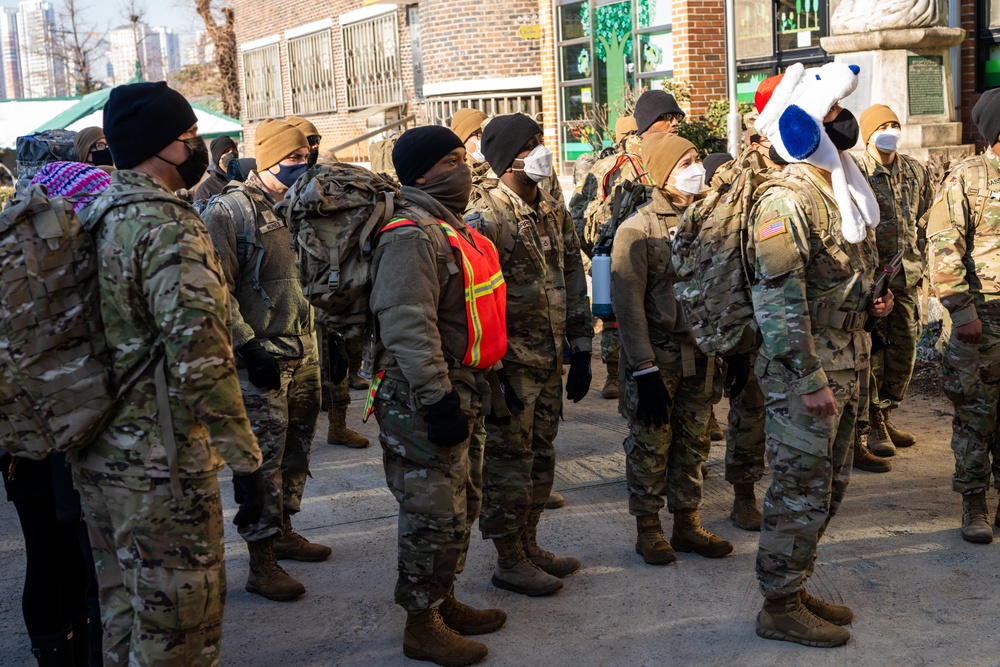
(30, 626), (75, 667)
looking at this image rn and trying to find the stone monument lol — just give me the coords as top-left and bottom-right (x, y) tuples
(820, 0), (971, 161)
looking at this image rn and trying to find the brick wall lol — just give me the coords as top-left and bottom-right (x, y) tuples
(538, 0), (558, 173)
(672, 0), (728, 115)
(959, 0), (982, 148)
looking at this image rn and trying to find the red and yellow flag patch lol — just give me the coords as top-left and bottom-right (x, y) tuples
(758, 217), (788, 242)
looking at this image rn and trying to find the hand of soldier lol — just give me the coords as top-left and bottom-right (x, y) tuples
(327, 332), (349, 384)
(869, 289), (894, 318)
(634, 368), (669, 428)
(956, 319), (983, 345)
(239, 340), (282, 391)
(424, 390), (470, 446)
(723, 354), (751, 399)
(566, 351), (593, 403)
(232, 467), (267, 527)
(802, 386), (837, 418)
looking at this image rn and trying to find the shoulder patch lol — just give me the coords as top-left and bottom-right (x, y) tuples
(758, 216), (788, 242)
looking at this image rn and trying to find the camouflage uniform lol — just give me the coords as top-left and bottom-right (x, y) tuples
(200, 172), (320, 542)
(611, 188), (721, 515)
(928, 147), (1000, 493)
(748, 164), (876, 598)
(71, 170), (262, 667)
(369, 207), (496, 612)
(318, 319), (366, 407)
(857, 151), (932, 422)
(470, 159), (564, 203)
(468, 181), (593, 539)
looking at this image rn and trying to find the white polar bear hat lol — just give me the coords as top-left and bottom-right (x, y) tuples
(754, 62), (879, 244)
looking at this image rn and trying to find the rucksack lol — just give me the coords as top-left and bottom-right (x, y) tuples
(15, 130), (78, 196)
(368, 136), (399, 183)
(582, 152), (650, 246)
(672, 157), (828, 358)
(0, 185), (166, 460)
(277, 163), (410, 323)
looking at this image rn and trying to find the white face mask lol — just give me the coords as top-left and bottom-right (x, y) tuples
(672, 162), (706, 196)
(872, 128), (901, 153)
(513, 144), (553, 182)
(470, 138), (487, 164)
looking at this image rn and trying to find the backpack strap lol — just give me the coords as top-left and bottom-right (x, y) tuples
(471, 187), (518, 269)
(963, 155), (991, 229)
(216, 185), (274, 310)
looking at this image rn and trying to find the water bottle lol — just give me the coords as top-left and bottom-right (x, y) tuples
(591, 247), (614, 320)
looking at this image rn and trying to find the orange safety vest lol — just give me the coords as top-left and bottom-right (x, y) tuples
(380, 217), (507, 370)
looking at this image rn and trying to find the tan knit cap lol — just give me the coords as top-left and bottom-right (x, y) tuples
(859, 104), (899, 145)
(451, 108), (488, 143)
(614, 115), (638, 142)
(642, 133), (696, 187)
(74, 126), (105, 163)
(286, 115), (319, 138)
(255, 119), (308, 172)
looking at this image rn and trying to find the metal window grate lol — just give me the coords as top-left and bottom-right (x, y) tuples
(342, 13), (403, 110)
(288, 29), (336, 115)
(425, 93), (544, 127)
(242, 44), (283, 121)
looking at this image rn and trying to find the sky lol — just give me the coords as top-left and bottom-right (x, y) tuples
(0, 0), (202, 41)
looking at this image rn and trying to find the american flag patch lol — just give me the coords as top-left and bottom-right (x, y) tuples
(758, 217), (787, 241)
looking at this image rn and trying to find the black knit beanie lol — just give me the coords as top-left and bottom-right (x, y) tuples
(973, 89), (1000, 146)
(634, 90), (685, 136)
(482, 113), (543, 176)
(104, 81), (198, 169)
(210, 135), (237, 166)
(392, 125), (464, 186)
(703, 152), (733, 185)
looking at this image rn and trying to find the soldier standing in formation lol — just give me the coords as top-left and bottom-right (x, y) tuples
(928, 89), (1000, 544)
(451, 107), (490, 183)
(854, 104), (933, 465)
(373, 125), (508, 666)
(70, 81), (265, 666)
(612, 133), (733, 565)
(469, 113), (594, 596)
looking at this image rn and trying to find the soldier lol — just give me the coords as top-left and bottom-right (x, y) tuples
(287, 115), (322, 167)
(928, 88), (1000, 544)
(70, 81), (265, 667)
(464, 113), (565, 203)
(749, 63), (890, 647)
(201, 119), (329, 602)
(194, 135), (238, 201)
(855, 104), (933, 462)
(451, 107), (490, 182)
(469, 113), (594, 596)
(611, 133), (732, 566)
(374, 125), (509, 666)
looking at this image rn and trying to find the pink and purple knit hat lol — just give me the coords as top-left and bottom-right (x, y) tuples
(29, 161), (111, 211)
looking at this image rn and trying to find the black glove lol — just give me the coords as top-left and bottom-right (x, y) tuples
(424, 390), (470, 446)
(565, 351), (592, 403)
(487, 368), (526, 426)
(232, 467), (267, 527)
(327, 332), (348, 385)
(239, 340), (281, 391)
(634, 369), (669, 428)
(723, 354), (751, 400)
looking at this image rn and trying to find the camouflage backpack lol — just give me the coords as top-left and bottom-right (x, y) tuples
(0, 185), (168, 459)
(277, 163), (414, 323)
(368, 136), (399, 183)
(582, 152), (651, 246)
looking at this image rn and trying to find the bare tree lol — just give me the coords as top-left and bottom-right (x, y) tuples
(55, 0), (106, 94)
(194, 0), (239, 118)
(121, 0), (146, 80)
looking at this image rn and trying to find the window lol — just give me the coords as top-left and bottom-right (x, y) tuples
(242, 42), (283, 121)
(735, 0), (830, 89)
(342, 12), (403, 110)
(979, 1), (1000, 90)
(288, 29), (336, 114)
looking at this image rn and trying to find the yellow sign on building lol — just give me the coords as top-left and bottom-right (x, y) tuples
(519, 25), (541, 39)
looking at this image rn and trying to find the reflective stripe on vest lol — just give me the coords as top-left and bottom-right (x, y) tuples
(382, 218), (507, 370)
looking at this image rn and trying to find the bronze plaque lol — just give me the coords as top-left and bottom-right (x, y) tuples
(908, 55), (945, 117)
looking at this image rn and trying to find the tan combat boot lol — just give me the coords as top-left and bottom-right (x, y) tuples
(522, 509), (581, 577)
(245, 536), (306, 601)
(635, 514), (676, 565)
(962, 491), (993, 544)
(852, 432), (891, 473)
(545, 490), (565, 509)
(491, 534), (563, 596)
(883, 409), (916, 448)
(800, 589), (854, 626)
(601, 361), (619, 399)
(756, 593), (851, 647)
(867, 407), (895, 457)
(403, 608), (488, 666)
(731, 483), (763, 531)
(348, 370), (369, 390)
(327, 404), (369, 448)
(709, 412), (724, 441)
(438, 591), (506, 635)
(273, 512), (332, 562)
(670, 508), (733, 558)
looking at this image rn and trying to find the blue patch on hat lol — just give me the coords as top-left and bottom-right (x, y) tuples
(779, 104), (821, 160)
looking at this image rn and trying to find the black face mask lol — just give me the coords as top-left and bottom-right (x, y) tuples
(823, 107), (860, 151)
(157, 137), (209, 189)
(768, 145), (789, 166)
(89, 147), (113, 167)
(307, 148), (319, 168)
(419, 163), (473, 215)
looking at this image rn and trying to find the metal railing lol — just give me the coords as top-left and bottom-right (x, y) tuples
(326, 113), (416, 160)
(242, 44), (283, 121)
(288, 29), (337, 115)
(424, 92), (544, 127)
(342, 12), (404, 110)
